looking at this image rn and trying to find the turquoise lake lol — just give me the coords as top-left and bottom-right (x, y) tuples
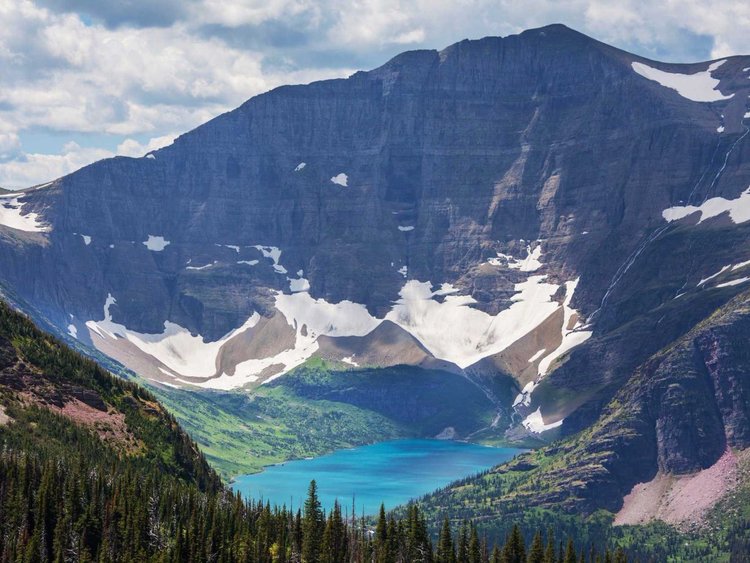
(231, 439), (523, 515)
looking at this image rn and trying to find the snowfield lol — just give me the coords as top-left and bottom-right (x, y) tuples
(631, 60), (732, 103)
(86, 244), (593, 390)
(0, 194), (48, 233)
(662, 187), (750, 225)
(143, 235), (170, 251)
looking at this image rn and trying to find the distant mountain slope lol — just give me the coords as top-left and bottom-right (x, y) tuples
(416, 287), (750, 535)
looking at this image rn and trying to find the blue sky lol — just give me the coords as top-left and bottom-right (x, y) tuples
(1, 0), (748, 188)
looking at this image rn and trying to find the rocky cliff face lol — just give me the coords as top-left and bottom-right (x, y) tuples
(1, 24), (750, 457)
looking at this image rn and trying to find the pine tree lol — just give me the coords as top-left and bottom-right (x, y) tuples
(528, 531), (544, 563)
(502, 524), (526, 563)
(302, 480), (324, 563)
(437, 518), (456, 563)
(543, 529), (556, 563)
(468, 524), (481, 563)
(564, 539), (577, 563)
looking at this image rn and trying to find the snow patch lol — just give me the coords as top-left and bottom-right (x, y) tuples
(143, 235), (170, 251)
(330, 173), (348, 187)
(717, 125), (725, 133)
(488, 245), (543, 272)
(384, 276), (561, 369)
(341, 356), (359, 367)
(0, 194), (48, 232)
(81, 235), (91, 245)
(663, 187), (750, 225)
(538, 279), (592, 376)
(631, 60), (733, 103)
(67, 324), (78, 339)
(294, 162), (306, 172)
(698, 265), (732, 286)
(87, 294), (260, 379)
(237, 260), (259, 266)
(398, 225), (415, 232)
(522, 407), (563, 433)
(202, 291), (381, 389)
(528, 349), (547, 363)
(253, 245), (287, 274)
(513, 380), (537, 407)
(717, 277), (750, 288)
(146, 154), (156, 160)
(186, 261), (217, 271)
(288, 276), (310, 293)
(397, 265), (408, 278)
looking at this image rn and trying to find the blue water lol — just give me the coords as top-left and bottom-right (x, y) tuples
(231, 439), (523, 515)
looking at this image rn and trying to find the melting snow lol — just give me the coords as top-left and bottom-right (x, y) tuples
(0, 194), (48, 232)
(253, 245), (287, 274)
(538, 279), (592, 376)
(288, 276), (311, 293)
(663, 187), (750, 225)
(631, 60), (733, 103)
(330, 173), (348, 187)
(186, 261), (217, 271)
(92, 247), (593, 390)
(488, 245), (543, 272)
(199, 291), (381, 389)
(699, 265), (732, 286)
(522, 407), (563, 433)
(384, 277), (560, 369)
(513, 380), (537, 407)
(295, 162), (306, 172)
(716, 277), (750, 288)
(528, 349), (547, 363)
(143, 235), (170, 251)
(398, 226), (415, 232)
(87, 294), (260, 379)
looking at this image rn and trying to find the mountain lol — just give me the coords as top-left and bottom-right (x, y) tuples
(2, 23), (750, 525)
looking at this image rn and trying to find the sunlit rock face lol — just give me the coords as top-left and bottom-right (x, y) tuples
(2, 24), (750, 439)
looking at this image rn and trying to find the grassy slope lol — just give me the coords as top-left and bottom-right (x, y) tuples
(152, 358), (504, 479)
(0, 300), (221, 492)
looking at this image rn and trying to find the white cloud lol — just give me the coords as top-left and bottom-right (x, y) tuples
(0, 141), (111, 188)
(116, 133), (178, 157)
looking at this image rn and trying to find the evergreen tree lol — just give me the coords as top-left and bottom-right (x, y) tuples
(527, 531), (544, 563)
(564, 539), (577, 563)
(502, 524), (526, 563)
(468, 525), (481, 563)
(437, 518), (456, 563)
(302, 481), (324, 563)
(543, 530), (556, 563)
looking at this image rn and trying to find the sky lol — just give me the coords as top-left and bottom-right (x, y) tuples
(0, 0), (749, 189)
